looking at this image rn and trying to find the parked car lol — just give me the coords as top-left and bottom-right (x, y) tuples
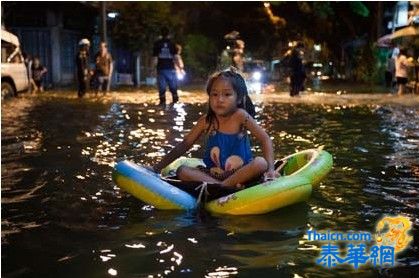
(1, 29), (29, 99)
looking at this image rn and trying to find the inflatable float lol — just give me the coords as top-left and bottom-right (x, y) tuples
(112, 148), (333, 215)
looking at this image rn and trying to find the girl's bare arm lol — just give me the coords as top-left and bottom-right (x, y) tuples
(239, 109), (275, 172)
(153, 115), (207, 173)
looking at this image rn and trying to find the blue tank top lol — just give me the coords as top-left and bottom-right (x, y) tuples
(203, 130), (252, 170)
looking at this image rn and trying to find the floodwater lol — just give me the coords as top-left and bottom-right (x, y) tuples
(1, 89), (418, 277)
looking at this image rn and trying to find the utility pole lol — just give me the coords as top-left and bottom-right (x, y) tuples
(101, 1), (107, 42)
(376, 1), (383, 38)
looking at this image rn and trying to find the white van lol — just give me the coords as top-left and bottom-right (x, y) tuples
(1, 29), (29, 99)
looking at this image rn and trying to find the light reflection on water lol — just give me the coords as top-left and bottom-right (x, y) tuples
(1, 95), (418, 277)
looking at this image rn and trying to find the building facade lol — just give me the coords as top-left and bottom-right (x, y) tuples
(2, 2), (98, 87)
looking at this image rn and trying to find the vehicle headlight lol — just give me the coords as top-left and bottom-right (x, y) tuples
(252, 71), (262, 81)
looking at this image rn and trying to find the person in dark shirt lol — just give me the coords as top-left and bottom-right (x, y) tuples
(153, 27), (178, 106)
(31, 56), (47, 93)
(288, 42), (306, 97)
(76, 38), (91, 98)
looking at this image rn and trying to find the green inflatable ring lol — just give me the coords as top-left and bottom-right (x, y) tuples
(160, 147), (333, 215)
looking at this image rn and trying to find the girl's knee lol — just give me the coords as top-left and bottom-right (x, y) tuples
(253, 156), (268, 172)
(176, 165), (199, 179)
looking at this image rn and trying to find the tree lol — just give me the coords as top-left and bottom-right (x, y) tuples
(272, 1), (388, 82)
(110, 2), (183, 52)
(109, 2), (186, 77)
(183, 34), (218, 79)
(108, 2), (390, 83)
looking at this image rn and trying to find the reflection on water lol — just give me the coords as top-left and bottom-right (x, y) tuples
(1, 94), (418, 277)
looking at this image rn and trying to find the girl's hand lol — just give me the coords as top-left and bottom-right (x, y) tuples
(263, 169), (278, 182)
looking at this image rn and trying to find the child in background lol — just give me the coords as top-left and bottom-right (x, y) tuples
(94, 41), (113, 94)
(174, 44), (185, 81)
(152, 67), (277, 188)
(31, 57), (47, 93)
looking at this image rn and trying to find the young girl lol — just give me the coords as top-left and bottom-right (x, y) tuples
(151, 68), (277, 188)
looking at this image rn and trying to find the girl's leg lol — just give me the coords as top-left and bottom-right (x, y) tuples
(177, 165), (220, 184)
(221, 156), (268, 188)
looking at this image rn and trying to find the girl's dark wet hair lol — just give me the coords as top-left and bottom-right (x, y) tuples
(205, 67), (256, 129)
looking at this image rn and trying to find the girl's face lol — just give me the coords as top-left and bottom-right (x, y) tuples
(209, 77), (238, 117)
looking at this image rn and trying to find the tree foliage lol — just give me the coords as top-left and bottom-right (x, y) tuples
(110, 2), (183, 53)
(108, 1), (387, 83)
(183, 34), (218, 79)
(350, 2), (370, 17)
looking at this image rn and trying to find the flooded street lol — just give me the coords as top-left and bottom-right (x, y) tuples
(2, 88), (419, 277)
